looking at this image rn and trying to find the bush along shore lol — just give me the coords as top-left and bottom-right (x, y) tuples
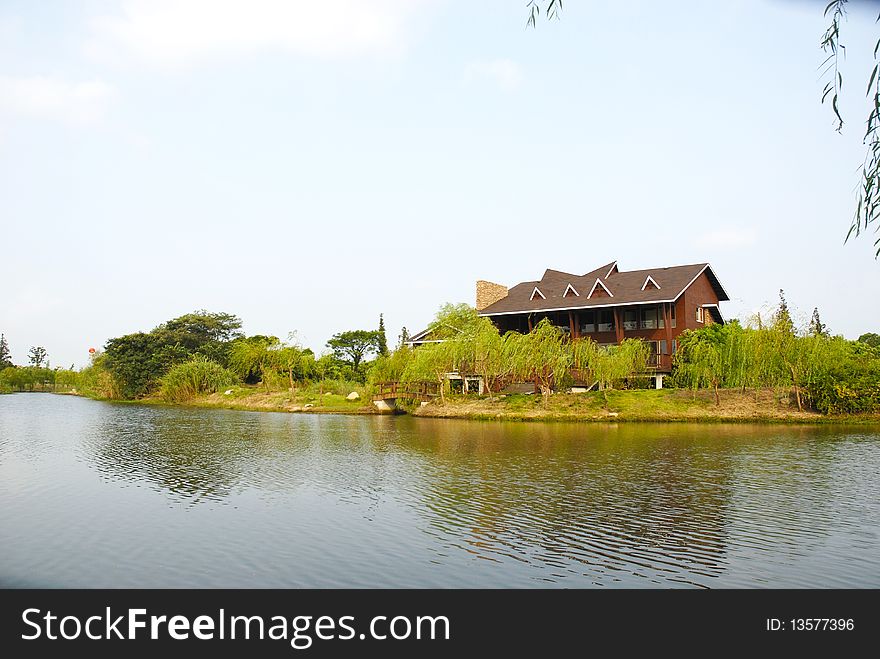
(3, 298), (880, 423)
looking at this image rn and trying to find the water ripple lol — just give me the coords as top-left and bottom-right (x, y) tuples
(1, 394), (879, 587)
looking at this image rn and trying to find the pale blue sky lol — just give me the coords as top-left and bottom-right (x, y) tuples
(2, 0), (879, 368)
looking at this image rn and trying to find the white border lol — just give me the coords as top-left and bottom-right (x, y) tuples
(587, 278), (614, 299)
(530, 286), (546, 301)
(563, 283), (579, 298)
(641, 275), (660, 291)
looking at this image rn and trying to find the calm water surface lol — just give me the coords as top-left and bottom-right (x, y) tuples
(1, 393), (878, 588)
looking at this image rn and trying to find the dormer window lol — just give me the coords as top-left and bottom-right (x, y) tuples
(641, 275), (660, 291)
(587, 278), (614, 299)
(530, 286), (546, 301)
(563, 283), (579, 298)
(696, 307), (705, 323)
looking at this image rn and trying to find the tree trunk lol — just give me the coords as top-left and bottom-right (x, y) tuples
(789, 365), (802, 411)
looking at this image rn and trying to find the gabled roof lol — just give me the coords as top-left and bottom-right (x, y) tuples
(479, 262), (729, 316)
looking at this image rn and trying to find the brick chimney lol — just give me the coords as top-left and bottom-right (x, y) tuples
(476, 280), (508, 311)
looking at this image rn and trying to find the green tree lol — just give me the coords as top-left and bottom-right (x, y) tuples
(377, 314), (389, 357)
(858, 332), (880, 348)
(326, 330), (381, 374)
(152, 310), (242, 365)
(28, 346), (48, 368)
(227, 336), (280, 387)
(504, 318), (570, 407)
(574, 337), (650, 407)
(426, 303), (481, 339)
(104, 333), (166, 399)
(808, 307), (829, 337)
(774, 289), (795, 335)
(674, 326), (725, 405)
(0, 334), (12, 368)
(401, 341), (455, 404)
(369, 346), (414, 387)
(397, 326), (411, 349)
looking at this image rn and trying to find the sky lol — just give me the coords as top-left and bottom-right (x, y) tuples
(2, 0), (880, 368)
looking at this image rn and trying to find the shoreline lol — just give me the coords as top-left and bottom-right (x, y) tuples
(41, 388), (880, 425)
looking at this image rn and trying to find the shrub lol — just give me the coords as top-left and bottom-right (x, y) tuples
(159, 356), (237, 403)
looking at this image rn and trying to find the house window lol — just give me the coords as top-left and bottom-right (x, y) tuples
(623, 309), (638, 330)
(696, 307), (704, 323)
(580, 310), (596, 334)
(597, 310), (614, 332)
(640, 306), (664, 329)
(659, 340), (667, 355)
(670, 304), (676, 328)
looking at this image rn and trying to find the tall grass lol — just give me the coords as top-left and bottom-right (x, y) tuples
(159, 356), (237, 403)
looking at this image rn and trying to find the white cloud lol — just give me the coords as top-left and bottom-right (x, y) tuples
(85, 0), (422, 67)
(0, 75), (115, 125)
(464, 58), (523, 91)
(693, 226), (757, 249)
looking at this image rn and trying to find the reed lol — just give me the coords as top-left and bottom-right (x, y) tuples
(159, 356), (237, 403)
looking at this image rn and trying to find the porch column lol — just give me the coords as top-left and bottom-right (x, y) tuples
(613, 308), (624, 344)
(568, 311), (575, 338)
(527, 314), (533, 332)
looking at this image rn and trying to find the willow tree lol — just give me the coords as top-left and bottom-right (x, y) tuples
(228, 336), (279, 390)
(575, 338), (650, 408)
(674, 328), (725, 405)
(504, 318), (570, 407)
(369, 346), (414, 387)
(401, 341), (456, 404)
(451, 317), (506, 394)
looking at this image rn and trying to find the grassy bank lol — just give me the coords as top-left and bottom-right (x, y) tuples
(53, 385), (880, 423)
(410, 388), (880, 423)
(136, 384), (375, 415)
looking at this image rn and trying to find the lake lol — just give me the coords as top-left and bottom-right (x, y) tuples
(1, 393), (878, 588)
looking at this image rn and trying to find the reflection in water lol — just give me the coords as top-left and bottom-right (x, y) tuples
(1, 393), (878, 588)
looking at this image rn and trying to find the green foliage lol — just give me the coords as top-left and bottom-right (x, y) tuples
(104, 332), (167, 399)
(28, 346), (48, 368)
(426, 303), (481, 340)
(806, 341), (880, 413)
(228, 335), (280, 384)
(0, 334), (12, 368)
(503, 319), (571, 406)
(572, 337), (650, 406)
(774, 289), (795, 335)
(103, 311), (243, 399)
(326, 329), (382, 375)
(397, 326), (410, 350)
(672, 322), (880, 414)
(377, 314), (389, 357)
(369, 346), (414, 386)
(809, 307), (829, 337)
(159, 356), (237, 403)
(402, 341), (456, 403)
(819, 0), (880, 254)
(526, 0), (562, 28)
(858, 332), (880, 348)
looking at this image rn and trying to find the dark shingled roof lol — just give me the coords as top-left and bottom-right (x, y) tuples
(479, 261), (729, 316)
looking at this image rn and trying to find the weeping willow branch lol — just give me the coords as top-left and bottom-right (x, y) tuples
(821, 0), (880, 256)
(526, 0), (562, 28)
(820, 0), (847, 131)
